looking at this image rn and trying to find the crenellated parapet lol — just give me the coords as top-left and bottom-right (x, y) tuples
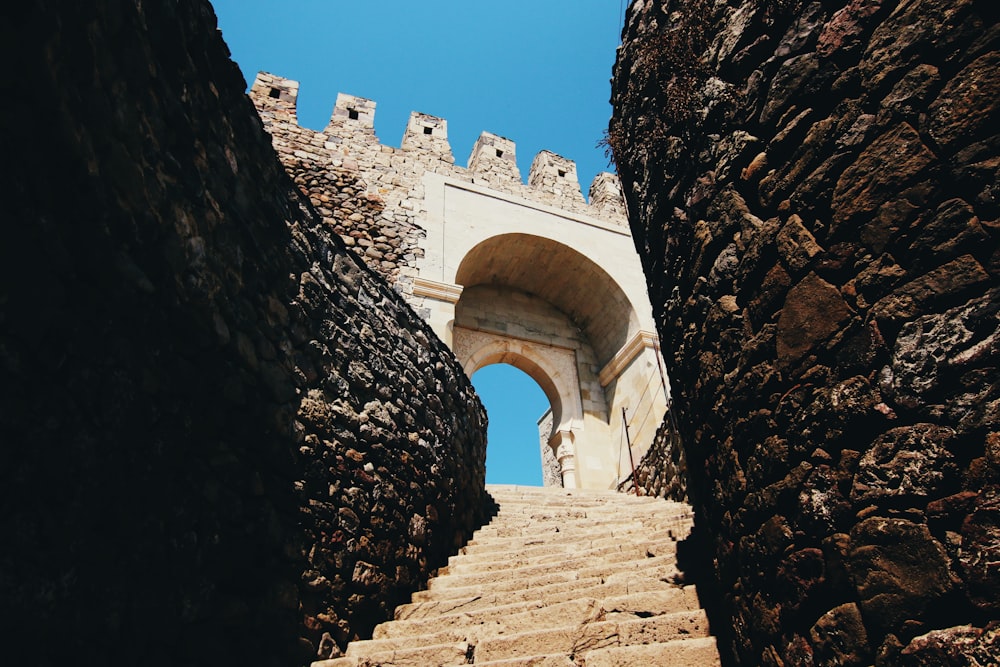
(247, 71), (629, 282)
(249, 72), (624, 212)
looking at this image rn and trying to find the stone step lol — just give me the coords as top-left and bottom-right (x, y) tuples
(482, 494), (689, 511)
(315, 486), (718, 667)
(581, 636), (722, 666)
(480, 498), (687, 514)
(397, 573), (690, 618)
(376, 588), (702, 640)
(482, 496), (687, 515)
(483, 504), (681, 520)
(460, 636), (722, 667)
(444, 540), (670, 576)
(472, 522), (687, 543)
(316, 636), (722, 667)
(438, 544), (677, 583)
(412, 557), (680, 602)
(449, 537), (639, 568)
(456, 527), (683, 560)
(471, 609), (710, 663)
(422, 554), (679, 597)
(472, 518), (649, 538)
(314, 640), (470, 667)
(345, 607), (708, 661)
(456, 656), (574, 666)
(462, 526), (685, 554)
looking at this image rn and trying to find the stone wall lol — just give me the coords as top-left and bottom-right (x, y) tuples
(0, 2), (486, 665)
(611, 0), (999, 665)
(618, 408), (689, 501)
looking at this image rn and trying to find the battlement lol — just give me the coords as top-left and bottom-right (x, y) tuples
(401, 112), (454, 163)
(468, 132), (521, 188)
(248, 72), (625, 214)
(529, 151), (585, 205)
(252, 72), (299, 121)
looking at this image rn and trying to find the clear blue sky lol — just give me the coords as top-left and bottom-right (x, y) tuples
(212, 0), (626, 485)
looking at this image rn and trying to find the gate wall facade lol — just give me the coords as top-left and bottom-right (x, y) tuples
(249, 75), (667, 489)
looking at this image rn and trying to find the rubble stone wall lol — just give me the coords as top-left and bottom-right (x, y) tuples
(611, 0), (999, 664)
(0, 2), (486, 665)
(618, 410), (689, 501)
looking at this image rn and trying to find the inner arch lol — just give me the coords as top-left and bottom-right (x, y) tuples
(472, 364), (551, 486)
(461, 333), (567, 432)
(454, 233), (639, 366)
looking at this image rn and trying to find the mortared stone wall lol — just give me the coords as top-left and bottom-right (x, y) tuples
(611, 0), (999, 664)
(0, 2), (487, 665)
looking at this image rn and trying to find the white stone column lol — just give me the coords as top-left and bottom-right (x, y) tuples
(549, 429), (577, 489)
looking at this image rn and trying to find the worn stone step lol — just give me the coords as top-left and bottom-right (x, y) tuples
(483, 496), (685, 515)
(473, 518), (650, 539)
(484, 494), (689, 510)
(314, 640), (470, 666)
(472, 523), (686, 543)
(479, 504), (689, 521)
(484, 505), (677, 520)
(376, 588), (702, 640)
(458, 531), (679, 567)
(472, 609), (710, 663)
(398, 574), (690, 619)
(412, 562), (681, 602)
(372, 597), (602, 645)
(463, 527), (682, 552)
(449, 538), (642, 570)
(455, 655), (574, 666)
(581, 636), (722, 666)
(319, 487), (718, 667)
(346, 606), (707, 660)
(457, 636), (722, 667)
(424, 553), (679, 596)
(463, 526), (685, 554)
(445, 540), (670, 576)
(439, 544), (676, 582)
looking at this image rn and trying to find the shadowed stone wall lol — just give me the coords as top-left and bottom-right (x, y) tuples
(0, 2), (486, 665)
(611, 0), (999, 664)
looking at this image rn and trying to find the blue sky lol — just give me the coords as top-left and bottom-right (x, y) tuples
(212, 0), (625, 485)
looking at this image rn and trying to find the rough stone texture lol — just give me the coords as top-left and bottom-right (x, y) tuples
(611, 0), (1000, 664)
(618, 409), (689, 501)
(0, 2), (486, 665)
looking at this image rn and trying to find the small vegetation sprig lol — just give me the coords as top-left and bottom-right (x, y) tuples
(603, 0), (715, 167)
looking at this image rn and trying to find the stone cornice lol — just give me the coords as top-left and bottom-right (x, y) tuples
(598, 330), (660, 387)
(412, 277), (463, 303)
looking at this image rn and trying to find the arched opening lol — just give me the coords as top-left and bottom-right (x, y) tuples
(454, 233), (640, 368)
(472, 364), (554, 486)
(441, 232), (666, 489)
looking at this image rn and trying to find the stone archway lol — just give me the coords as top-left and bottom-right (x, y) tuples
(457, 329), (582, 487)
(408, 175), (668, 489)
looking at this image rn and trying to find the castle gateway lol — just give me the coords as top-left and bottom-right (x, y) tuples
(250, 73), (667, 489)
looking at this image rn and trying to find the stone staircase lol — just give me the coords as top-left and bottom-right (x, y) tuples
(315, 484), (720, 666)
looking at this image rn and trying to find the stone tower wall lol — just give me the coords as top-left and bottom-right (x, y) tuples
(611, 0), (999, 665)
(0, 2), (486, 665)
(248, 73), (629, 290)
